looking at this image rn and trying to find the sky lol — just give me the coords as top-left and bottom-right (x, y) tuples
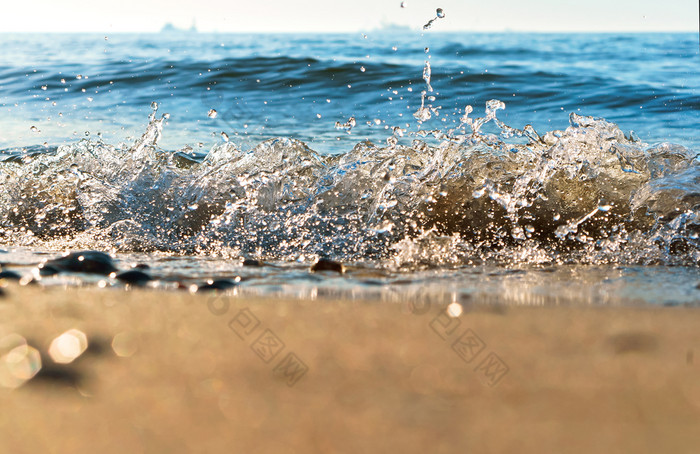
(1, 0), (698, 33)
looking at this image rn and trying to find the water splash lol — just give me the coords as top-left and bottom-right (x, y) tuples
(423, 8), (446, 30)
(422, 60), (432, 92)
(1, 106), (697, 268)
(334, 116), (357, 134)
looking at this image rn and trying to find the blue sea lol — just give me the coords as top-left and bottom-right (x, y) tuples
(0, 31), (699, 305)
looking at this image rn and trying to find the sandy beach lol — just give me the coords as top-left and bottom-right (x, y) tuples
(0, 285), (698, 453)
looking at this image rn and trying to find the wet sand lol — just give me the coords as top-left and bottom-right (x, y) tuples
(1, 285), (699, 453)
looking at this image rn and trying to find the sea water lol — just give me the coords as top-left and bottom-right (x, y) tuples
(0, 31), (698, 305)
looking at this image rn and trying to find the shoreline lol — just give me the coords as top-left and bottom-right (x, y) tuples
(1, 286), (699, 453)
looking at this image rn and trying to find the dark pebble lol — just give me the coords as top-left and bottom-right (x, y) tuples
(133, 263), (150, 270)
(0, 270), (22, 281)
(242, 258), (265, 267)
(115, 270), (153, 285)
(196, 279), (238, 292)
(44, 250), (118, 275)
(38, 264), (61, 276)
(310, 258), (345, 273)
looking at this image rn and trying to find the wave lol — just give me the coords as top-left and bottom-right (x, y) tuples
(1, 102), (698, 268)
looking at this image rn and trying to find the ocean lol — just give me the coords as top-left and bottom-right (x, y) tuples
(0, 31), (698, 305)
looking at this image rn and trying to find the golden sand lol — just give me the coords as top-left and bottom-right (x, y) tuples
(0, 285), (699, 453)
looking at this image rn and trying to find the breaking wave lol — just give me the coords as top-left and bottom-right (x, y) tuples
(1, 103), (698, 268)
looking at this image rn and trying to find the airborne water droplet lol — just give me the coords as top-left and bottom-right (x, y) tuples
(76, 74), (83, 80)
(207, 109), (217, 118)
(150, 101), (158, 110)
(436, 8), (445, 18)
(220, 132), (229, 142)
(400, 1), (407, 7)
(41, 85), (47, 91)
(360, 66), (366, 72)
(30, 126), (40, 133)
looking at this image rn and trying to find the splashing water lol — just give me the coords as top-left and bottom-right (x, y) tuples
(334, 116), (357, 134)
(1, 104), (698, 270)
(423, 8), (446, 30)
(422, 60), (433, 92)
(0, 30), (698, 305)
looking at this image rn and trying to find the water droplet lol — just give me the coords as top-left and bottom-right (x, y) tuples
(392, 46), (398, 51)
(400, 1), (407, 7)
(60, 78), (66, 84)
(360, 66), (366, 72)
(422, 61), (432, 92)
(220, 132), (229, 142)
(335, 116), (357, 133)
(436, 8), (445, 18)
(29, 126), (40, 133)
(207, 109), (217, 118)
(150, 101), (158, 110)
(76, 74), (83, 79)
(41, 85), (47, 91)
(87, 97), (93, 102)
(316, 114), (322, 119)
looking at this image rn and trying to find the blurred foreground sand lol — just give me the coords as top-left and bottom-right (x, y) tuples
(0, 286), (699, 453)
